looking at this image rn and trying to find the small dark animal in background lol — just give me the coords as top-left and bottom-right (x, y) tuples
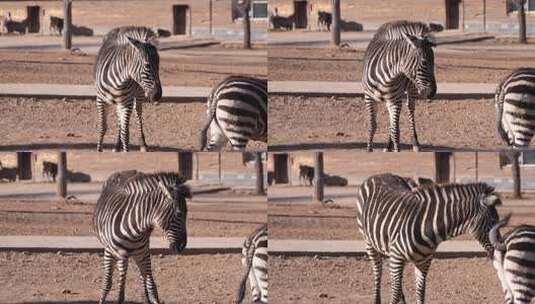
(49, 16), (63, 36)
(0, 161), (17, 182)
(317, 11), (332, 31)
(155, 28), (171, 38)
(298, 164), (314, 186)
(42, 161), (58, 182)
(269, 8), (295, 31)
(4, 12), (27, 34)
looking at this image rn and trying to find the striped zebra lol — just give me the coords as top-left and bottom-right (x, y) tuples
(95, 26), (162, 152)
(92, 170), (190, 304)
(235, 224), (268, 304)
(490, 213), (535, 304)
(495, 68), (535, 148)
(198, 75), (267, 151)
(374, 20), (443, 41)
(357, 173), (502, 304)
(362, 21), (438, 152)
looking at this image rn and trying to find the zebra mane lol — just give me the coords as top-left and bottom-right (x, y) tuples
(374, 20), (439, 41)
(413, 182), (495, 196)
(103, 171), (187, 196)
(102, 26), (159, 48)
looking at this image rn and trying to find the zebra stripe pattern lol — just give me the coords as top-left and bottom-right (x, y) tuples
(362, 21), (437, 152)
(199, 75), (267, 151)
(495, 68), (535, 148)
(235, 224), (268, 304)
(373, 20), (443, 41)
(357, 173), (501, 304)
(92, 170), (190, 304)
(490, 213), (535, 304)
(94, 26), (162, 152)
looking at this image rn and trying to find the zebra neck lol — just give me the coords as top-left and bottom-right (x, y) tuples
(414, 185), (482, 240)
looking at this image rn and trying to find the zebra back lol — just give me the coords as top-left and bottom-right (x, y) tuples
(198, 75), (268, 150)
(235, 224), (268, 304)
(101, 26), (158, 47)
(373, 20), (440, 41)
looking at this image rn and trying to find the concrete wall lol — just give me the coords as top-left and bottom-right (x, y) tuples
(269, 0), (535, 34)
(0, 0), (267, 39)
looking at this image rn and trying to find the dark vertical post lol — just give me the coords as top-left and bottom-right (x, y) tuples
(57, 152), (67, 198)
(255, 152), (265, 195)
(482, 0), (486, 32)
(62, 0), (72, 50)
(177, 152), (193, 180)
(516, 0), (527, 43)
(434, 152), (451, 183)
(209, 0), (214, 36)
(16, 152), (32, 180)
(331, 0), (341, 46)
(194, 152), (200, 181)
(510, 151), (522, 198)
(273, 154), (289, 184)
(218, 152), (222, 183)
(313, 152), (324, 202)
(241, 0), (252, 49)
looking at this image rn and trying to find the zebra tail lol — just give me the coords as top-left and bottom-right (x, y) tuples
(234, 241), (256, 304)
(198, 89), (218, 150)
(490, 212), (512, 252)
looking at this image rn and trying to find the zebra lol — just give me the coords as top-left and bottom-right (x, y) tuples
(94, 26), (162, 152)
(495, 68), (535, 148)
(42, 161), (58, 182)
(356, 173), (502, 304)
(235, 224), (268, 304)
(92, 170), (190, 304)
(198, 75), (267, 151)
(490, 213), (535, 304)
(362, 21), (438, 152)
(373, 20), (443, 41)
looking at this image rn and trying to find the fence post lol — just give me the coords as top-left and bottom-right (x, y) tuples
(313, 152), (324, 202)
(255, 152), (265, 195)
(331, 0), (341, 46)
(434, 152), (451, 183)
(57, 152), (67, 198)
(62, 0), (72, 50)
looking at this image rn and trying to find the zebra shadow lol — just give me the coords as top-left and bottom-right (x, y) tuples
(268, 142), (461, 152)
(0, 143), (182, 152)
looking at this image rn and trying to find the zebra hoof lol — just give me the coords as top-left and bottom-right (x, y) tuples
(413, 146), (420, 152)
(140, 146), (148, 152)
(111, 148), (118, 152)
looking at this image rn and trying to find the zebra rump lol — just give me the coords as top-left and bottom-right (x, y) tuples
(198, 75), (267, 150)
(490, 213), (535, 304)
(235, 224), (268, 304)
(495, 68), (535, 148)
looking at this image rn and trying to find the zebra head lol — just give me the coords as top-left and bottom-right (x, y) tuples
(127, 36), (162, 102)
(157, 181), (190, 253)
(470, 189), (502, 257)
(402, 33), (437, 100)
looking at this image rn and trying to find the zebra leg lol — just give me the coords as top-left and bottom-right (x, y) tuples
(365, 96), (377, 152)
(98, 250), (115, 304)
(366, 245), (383, 304)
(414, 259), (432, 304)
(134, 97), (148, 152)
(115, 103), (133, 152)
(96, 98), (107, 152)
(135, 252), (161, 304)
(388, 257), (406, 304)
(386, 101), (402, 152)
(116, 257), (129, 303)
(406, 89), (420, 152)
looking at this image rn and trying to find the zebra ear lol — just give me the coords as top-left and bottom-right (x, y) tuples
(402, 32), (420, 49)
(482, 194), (501, 207)
(158, 181), (173, 200)
(126, 36), (144, 50)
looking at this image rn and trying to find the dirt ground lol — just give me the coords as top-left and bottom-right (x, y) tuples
(0, 47), (266, 86)
(0, 191), (266, 237)
(270, 255), (504, 304)
(0, 97), (266, 151)
(269, 96), (501, 150)
(0, 251), (243, 303)
(268, 45), (535, 83)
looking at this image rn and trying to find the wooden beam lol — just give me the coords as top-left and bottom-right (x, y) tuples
(255, 152), (265, 195)
(313, 152), (324, 202)
(56, 152), (67, 198)
(62, 0), (72, 50)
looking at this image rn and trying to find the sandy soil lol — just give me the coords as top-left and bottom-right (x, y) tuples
(0, 191), (266, 237)
(0, 47), (266, 86)
(0, 97), (266, 151)
(0, 251), (244, 303)
(268, 96), (501, 151)
(270, 255), (504, 304)
(268, 46), (535, 83)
